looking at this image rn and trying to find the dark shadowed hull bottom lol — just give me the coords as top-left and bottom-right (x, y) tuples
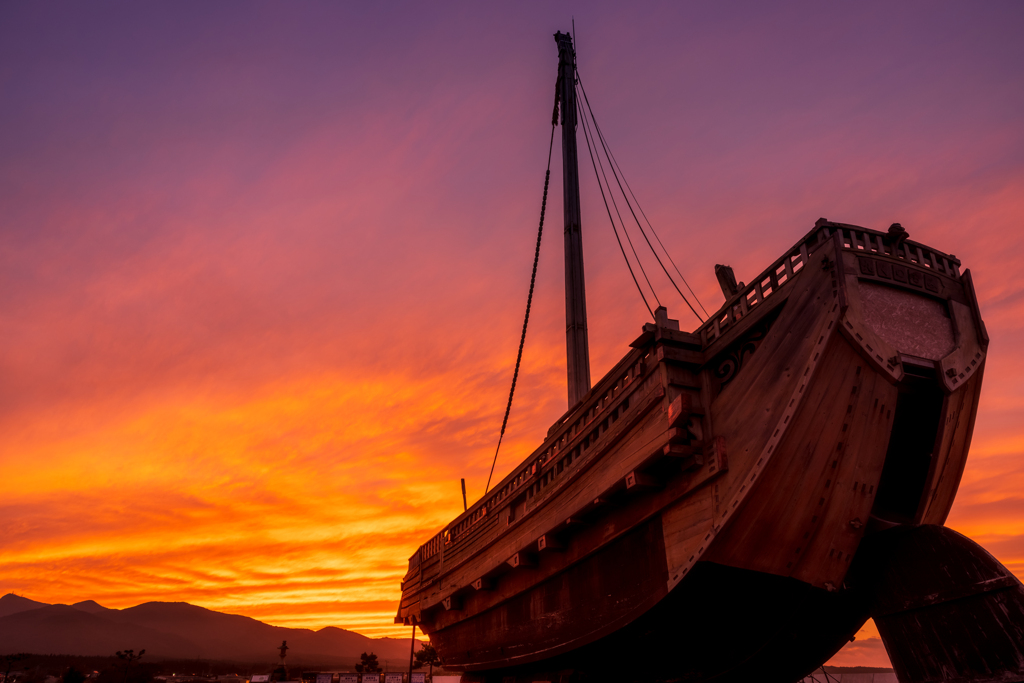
(462, 525), (1024, 683)
(851, 525), (1024, 683)
(461, 559), (869, 683)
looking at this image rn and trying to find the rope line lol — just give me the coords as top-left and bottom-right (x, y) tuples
(589, 107), (700, 321)
(583, 102), (709, 318)
(580, 79), (703, 322)
(576, 72), (707, 322)
(485, 123), (556, 495)
(576, 82), (661, 309)
(577, 80), (655, 320)
(599, 133), (709, 318)
(483, 61), (708, 494)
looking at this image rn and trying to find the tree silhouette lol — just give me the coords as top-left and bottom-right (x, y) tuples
(354, 653), (381, 674)
(3, 654), (30, 683)
(115, 649), (145, 683)
(413, 644), (440, 678)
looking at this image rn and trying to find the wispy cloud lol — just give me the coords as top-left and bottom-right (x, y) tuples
(2, 1), (1023, 651)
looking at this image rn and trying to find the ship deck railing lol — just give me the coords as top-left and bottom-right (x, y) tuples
(408, 221), (961, 578)
(413, 344), (656, 568)
(699, 221), (961, 347)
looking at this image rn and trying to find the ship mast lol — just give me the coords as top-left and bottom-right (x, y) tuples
(555, 31), (591, 408)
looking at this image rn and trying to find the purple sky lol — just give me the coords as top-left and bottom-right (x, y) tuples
(2, 0), (1022, 666)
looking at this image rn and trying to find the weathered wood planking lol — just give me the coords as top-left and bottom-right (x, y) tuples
(719, 335), (894, 587)
(401, 344), (657, 620)
(855, 525), (1024, 683)
(705, 234), (842, 537)
(792, 342), (895, 587)
(432, 517), (671, 670)
(398, 219), (989, 681)
(920, 365), (984, 525)
(661, 484), (715, 584)
(421, 375), (668, 615)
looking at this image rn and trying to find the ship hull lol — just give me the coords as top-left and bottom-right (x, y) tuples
(456, 556), (869, 683)
(399, 222), (987, 682)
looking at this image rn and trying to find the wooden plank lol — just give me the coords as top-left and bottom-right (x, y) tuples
(656, 344), (704, 367)
(653, 327), (702, 348)
(425, 432), (720, 629)
(706, 335), (864, 578)
(522, 381), (666, 517)
(423, 401), (731, 623)
(480, 345), (649, 518)
(420, 394), (669, 611)
(707, 235), (839, 525)
(792, 345), (897, 587)
(661, 487), (714, 589)
(940, 300), (985, 392)
(920, 366), (983, 525)
(625, 471), (659, 491)
(667, 393), (700, 424)
(507, 552), (534, 569)
(428, 515), (671, 671)
(423, 371), (660, 583)
(537, 534), (563, 552)
(962, 269), (990, 347)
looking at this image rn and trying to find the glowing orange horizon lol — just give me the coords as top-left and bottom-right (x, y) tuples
(3, 4), (1024, 672)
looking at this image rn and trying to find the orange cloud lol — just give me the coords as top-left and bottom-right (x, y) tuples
(2, 2), (1023, 659)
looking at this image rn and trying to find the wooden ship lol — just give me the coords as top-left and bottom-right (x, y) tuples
(396, 33), (1022, 683)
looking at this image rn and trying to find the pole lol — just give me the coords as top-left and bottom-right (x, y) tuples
(407, 623), (417, 683)
(555, 31), (591, 408)
(460, 479), (467, 512)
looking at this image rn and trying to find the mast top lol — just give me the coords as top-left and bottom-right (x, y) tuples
(554, 32), (575, 90)
(555, 29), (591, 408)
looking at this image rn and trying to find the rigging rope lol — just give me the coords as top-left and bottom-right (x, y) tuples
(598, 132), (710, 318)
(576, 72), (708, 322)
(484, 123), (557, 495)
(575, 83), (660, 307)
(576, 80), (656, 320)
(587, 107), (705, 321)
(483, 64), (709, 494)
(577, 83), (660, 312)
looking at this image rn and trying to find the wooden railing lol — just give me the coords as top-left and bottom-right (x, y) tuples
(813, 222), (961, 278)
(699, 221), (962, 346)
(700, 243), (809, 346)
(417, 347), (654, 564)
(421, 533), (442, 562)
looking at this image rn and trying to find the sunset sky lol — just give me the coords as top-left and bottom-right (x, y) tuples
(2, 1), (1022, 668)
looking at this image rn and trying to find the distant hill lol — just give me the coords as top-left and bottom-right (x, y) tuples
(0, 594), (413, 665)
(71, 599), (111, 614)
(0, 593), (49, 618)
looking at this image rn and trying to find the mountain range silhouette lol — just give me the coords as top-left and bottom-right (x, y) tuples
(0, 594), (414, 665)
